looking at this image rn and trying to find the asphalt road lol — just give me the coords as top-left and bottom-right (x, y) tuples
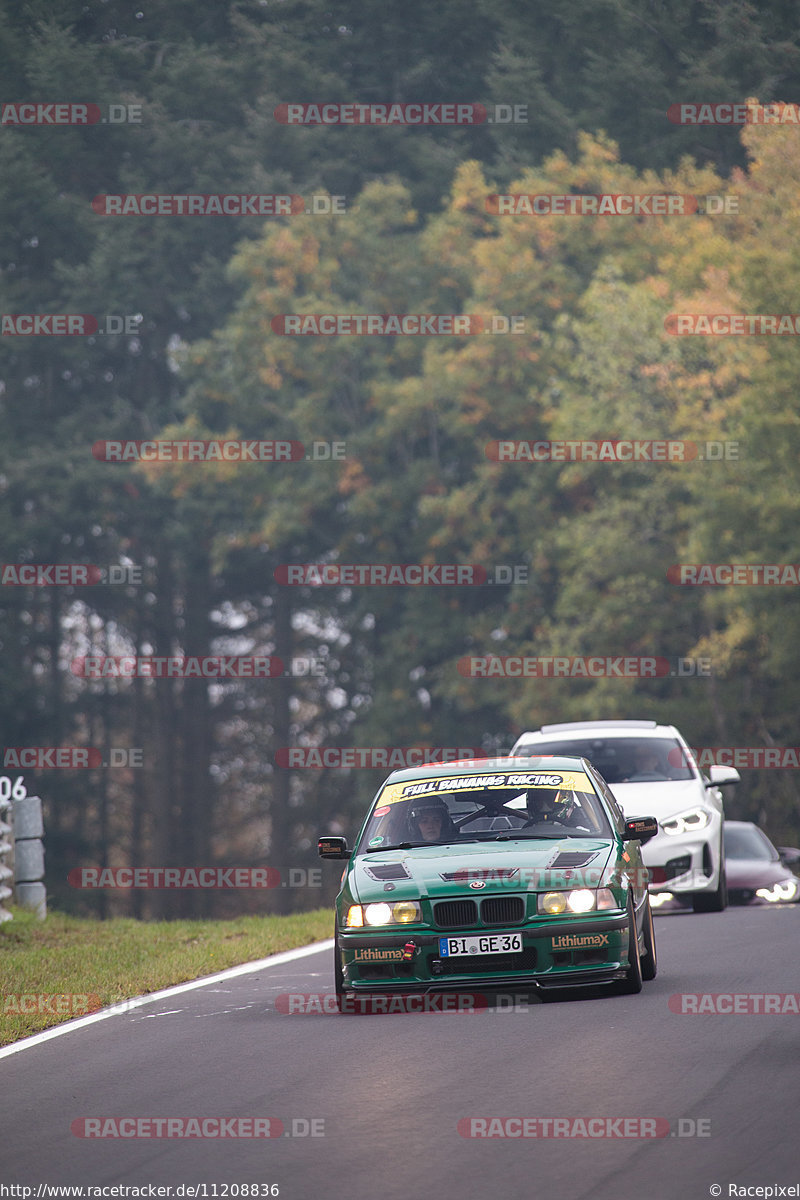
(2, 903), (799, 1200)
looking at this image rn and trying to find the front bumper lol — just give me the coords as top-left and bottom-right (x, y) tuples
(338, 913), (631, 993)
(643, 830), (721, 895)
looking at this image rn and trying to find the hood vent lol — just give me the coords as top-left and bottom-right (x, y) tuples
(364, 862), (411, 881)
(549, 851), (599, 869)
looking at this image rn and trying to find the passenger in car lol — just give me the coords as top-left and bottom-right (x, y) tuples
(625, 746), (668, 779)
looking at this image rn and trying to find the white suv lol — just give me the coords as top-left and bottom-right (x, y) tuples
(510, 720), (740, 912)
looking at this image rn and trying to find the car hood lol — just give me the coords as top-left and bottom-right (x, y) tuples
(725, 858), (795, 889)
(609, 779), (705, 820)
(348, 838), (614, 903)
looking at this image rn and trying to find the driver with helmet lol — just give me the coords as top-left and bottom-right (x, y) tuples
(405, 796), (458, 843)
(524, 786), (582, 827)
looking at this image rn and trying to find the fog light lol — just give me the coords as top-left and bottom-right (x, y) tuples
(393, 902), (418, 923)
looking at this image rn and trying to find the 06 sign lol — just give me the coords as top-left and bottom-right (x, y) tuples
(0, 776), (27, 801)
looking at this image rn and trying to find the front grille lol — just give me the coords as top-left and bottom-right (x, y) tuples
(433, 899), (478, 929)
(480, 896), (525, 925)
(429, 948), (538, 975)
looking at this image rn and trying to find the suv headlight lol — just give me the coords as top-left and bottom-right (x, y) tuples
(661, 807), (712, 836)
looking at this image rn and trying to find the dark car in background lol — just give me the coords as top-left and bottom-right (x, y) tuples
(724, 821), (800, 904)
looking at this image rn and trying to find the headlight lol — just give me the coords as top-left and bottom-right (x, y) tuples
(566, 888), (595, 913)
(538, 888), (618, 915)
(661, 807), (712, 836)
(755, 879), (799, 903)
(346, 901), (422, 928)
(345, 905), (364, 928)
(391, 901), (420, 923)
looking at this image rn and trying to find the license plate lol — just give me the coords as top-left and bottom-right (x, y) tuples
(439, 933), (523, 957)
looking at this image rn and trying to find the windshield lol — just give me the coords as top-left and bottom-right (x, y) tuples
(356, 767), (612, 853)
(724, 825), (776, 861)
(514, 737), (695, 785)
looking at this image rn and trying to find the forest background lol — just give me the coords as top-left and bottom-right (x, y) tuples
(3, 0), (800, 918)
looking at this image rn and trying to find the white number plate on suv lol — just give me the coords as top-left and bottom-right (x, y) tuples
(439, 933), (523, 957)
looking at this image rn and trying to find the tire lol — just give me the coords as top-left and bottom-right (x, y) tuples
(620, 899), (643, 994)
(692, 863), (728, 913)
(334, 926), (348, 1011)
(640, 896), (657, 981)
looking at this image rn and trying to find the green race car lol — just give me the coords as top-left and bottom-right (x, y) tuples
(319, 755), (659, 1006)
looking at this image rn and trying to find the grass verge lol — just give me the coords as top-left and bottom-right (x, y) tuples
(0, 906), (333, 1046)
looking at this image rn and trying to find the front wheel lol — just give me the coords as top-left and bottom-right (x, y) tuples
(640, 896), (657, 981)
(334, 927), (348, 1011)
(692, 864), (728, 913)
(620, 900), (643, 994)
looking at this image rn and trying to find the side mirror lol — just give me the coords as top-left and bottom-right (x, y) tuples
(624, 816), (659, 844)
(706, 765), (741, 787)
(777, 846), (800, 866)
(318, 835), (350, 860)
